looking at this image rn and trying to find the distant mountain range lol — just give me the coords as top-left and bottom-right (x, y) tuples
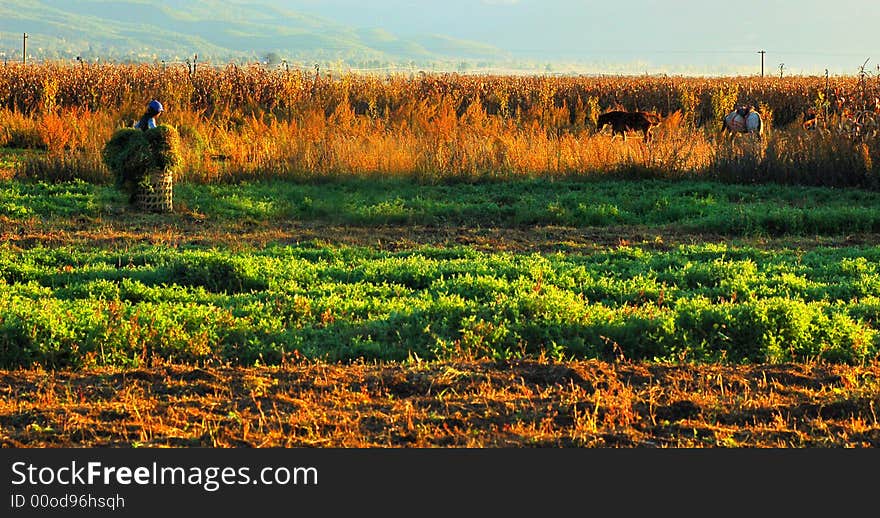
(0, 0), (510, 68)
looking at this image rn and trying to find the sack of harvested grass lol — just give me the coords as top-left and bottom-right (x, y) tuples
(102, 124), (181, 211)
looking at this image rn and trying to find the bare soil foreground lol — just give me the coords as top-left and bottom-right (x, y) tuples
(2, 359), (878, 448)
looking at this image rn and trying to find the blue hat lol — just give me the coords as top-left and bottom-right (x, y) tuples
(148, 100), (164, 112)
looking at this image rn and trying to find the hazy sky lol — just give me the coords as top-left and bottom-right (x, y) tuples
(3, 0), (878, 74)
(278, 0), (880, 74)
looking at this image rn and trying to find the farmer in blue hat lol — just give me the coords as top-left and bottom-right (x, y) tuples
(134, 99), (164, 131)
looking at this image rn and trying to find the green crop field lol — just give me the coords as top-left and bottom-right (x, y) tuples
(3, 175), (880, 370)
(7, 176), (880, 234)
(3, 240), (880, 368)
(4, 171), (880, 449)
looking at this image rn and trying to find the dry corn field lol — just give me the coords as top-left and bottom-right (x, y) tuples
(0, 63), (879, 185)
(2, 63), (880, 448)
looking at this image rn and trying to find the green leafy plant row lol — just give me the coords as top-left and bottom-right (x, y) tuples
(1, 243), (879, 368)
(6, 178), (880, 236)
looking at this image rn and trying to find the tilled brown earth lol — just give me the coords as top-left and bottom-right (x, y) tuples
(6, 213), (880, 253)
(1, 360), (878, 447)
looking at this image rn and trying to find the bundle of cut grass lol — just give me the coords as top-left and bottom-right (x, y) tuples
(101, 128), (152, 197)
(102, 125), (181, 211)
(144, 124), (182, 171)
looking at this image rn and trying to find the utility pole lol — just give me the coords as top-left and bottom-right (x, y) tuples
(824, 69), (829, 128)
(758, 50), (765, 77)
(22, 32), (27, 64)
(778, 63), (785, 78)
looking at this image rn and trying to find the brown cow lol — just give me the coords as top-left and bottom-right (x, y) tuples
(596, 110), (661, 142)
